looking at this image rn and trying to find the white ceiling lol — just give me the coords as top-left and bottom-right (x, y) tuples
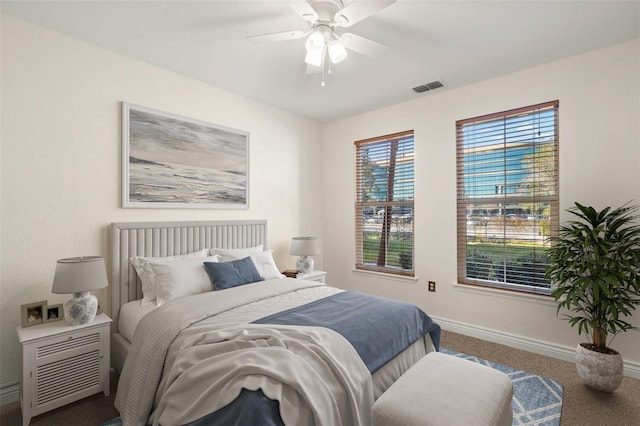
(3, 0), (639, 122)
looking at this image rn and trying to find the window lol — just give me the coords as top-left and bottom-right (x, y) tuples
(456, 101), (558, 294)
(355, 130), (414, 277)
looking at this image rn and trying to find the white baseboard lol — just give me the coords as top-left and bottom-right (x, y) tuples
(433, 315), (640, 380)
(0, 382), (19, 406)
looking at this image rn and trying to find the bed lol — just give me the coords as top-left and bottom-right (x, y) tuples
(110, 220), (440, 426)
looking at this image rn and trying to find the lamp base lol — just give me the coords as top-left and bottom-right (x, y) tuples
(63, 292), (98, 325)
(296, 256), (314, 274)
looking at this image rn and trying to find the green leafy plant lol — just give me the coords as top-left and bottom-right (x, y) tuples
(466, 249), (495, 280)
(546, 202), (640, 352)
(398, 251), (412, 270)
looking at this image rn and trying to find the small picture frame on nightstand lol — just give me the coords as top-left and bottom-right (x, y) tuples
(21, 301), (47, 328)
(44, 304), (64, 323)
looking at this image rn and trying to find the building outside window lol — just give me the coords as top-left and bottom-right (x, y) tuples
(456, 101), (559, 294)
(355, 130), (414, 277)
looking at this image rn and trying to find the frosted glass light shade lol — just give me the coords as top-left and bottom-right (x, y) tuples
(305, 48), (323, 66)
(305, 30), (325, 51)
(328, 40), (347, 63)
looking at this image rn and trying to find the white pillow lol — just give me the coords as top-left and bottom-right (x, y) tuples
(210, 245), (264, 262)
(149, 255), (220, 306)
(250, 250), (285, 280)
(223, 249), (284, 280)
(130, 249), (208, 305)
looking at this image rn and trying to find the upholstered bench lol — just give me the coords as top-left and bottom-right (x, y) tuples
(372, 351), (513, 426)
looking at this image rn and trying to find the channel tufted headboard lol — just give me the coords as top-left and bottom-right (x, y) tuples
(109, 220), (267, 331)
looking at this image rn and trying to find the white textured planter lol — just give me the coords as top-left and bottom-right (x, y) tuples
(575, 343), (623, 392)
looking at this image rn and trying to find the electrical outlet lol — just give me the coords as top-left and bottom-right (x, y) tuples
(428, 281), (436, 292)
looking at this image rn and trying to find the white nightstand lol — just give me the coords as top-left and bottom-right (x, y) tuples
(297, 270), (327, 283)
(16, 313), (111, 426)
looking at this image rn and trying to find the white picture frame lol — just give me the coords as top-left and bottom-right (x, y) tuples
(122, 102), (249, 209)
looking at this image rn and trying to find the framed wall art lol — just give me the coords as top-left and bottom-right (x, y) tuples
(21, 301), (46, 328)
(122, 103), (249, 209)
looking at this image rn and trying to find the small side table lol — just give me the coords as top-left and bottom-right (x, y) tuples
(16, 313), (111, 426)
(297, 270), (327, 283)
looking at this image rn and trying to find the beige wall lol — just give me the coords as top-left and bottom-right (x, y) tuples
(0, 15), (323, 391)
(322, 39), (640, 370)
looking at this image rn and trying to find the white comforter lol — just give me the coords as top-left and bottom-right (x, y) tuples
(115, 279), (373, 426)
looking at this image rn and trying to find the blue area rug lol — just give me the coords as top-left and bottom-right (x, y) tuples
(103, 349), (563, 426)
(441, 348), (563, 426)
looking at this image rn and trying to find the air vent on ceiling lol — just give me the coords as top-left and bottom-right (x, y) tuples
(412, 80), (444, 93)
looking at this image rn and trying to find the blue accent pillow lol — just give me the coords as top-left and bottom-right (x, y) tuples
(204, 256), (264, 290)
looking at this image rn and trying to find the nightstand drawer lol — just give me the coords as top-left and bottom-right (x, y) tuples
(35, 328), (101, 360)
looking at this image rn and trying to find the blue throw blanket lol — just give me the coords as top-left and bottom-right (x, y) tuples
(188, 389), (282, 426)
(254, 290), (441, 373)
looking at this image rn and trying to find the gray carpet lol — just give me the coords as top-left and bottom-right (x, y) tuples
(1, 330), (638, 425)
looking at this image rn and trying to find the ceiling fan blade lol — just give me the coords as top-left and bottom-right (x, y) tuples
(334, 0), (396, 28)
(246, 30), (308, 44)
(339, 32), (389, 56)
(289, 0), (318, 22)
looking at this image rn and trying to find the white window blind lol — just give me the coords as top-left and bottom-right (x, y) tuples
(456, 101), (559, 294)
(355, 130), (414, 277)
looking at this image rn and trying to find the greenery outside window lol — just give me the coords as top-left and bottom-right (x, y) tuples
(456, 101), (559, 294)
(355, 130), (414, 277)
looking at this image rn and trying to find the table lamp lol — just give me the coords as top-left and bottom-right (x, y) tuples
(290, 237), (320, 274)
(52, 256), (108, 325)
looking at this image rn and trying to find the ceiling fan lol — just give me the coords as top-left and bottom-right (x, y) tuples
(247, 0), (396, 86)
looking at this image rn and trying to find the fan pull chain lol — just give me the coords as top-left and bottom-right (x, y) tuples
(321, 42), (327, 87)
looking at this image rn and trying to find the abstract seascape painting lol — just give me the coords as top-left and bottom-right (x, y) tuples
(122, 103), (248, 209)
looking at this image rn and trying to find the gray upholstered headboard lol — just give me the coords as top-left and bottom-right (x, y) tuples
(109, 220), (267, 331)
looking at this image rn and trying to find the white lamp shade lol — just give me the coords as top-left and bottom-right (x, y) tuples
(328, 40), (347, 64)
(52, 256), (108, 294)
(290, 237), (320, 256)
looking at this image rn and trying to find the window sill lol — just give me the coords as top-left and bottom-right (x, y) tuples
(453, 282), (557, 306)
(352, 268), (418, 284)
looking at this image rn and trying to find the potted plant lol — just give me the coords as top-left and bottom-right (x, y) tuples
(546, 202), (640, 392)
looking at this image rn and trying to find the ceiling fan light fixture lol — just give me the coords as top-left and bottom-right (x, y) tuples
(305, 30), (325, 52)
(305, 48), (323, 67)
(328, 39), (347, 63)
(246, 0), (397, 86)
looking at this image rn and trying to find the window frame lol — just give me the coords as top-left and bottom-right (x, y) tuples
(456, 101), (559, 295)
(354, 130), (415, 277)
